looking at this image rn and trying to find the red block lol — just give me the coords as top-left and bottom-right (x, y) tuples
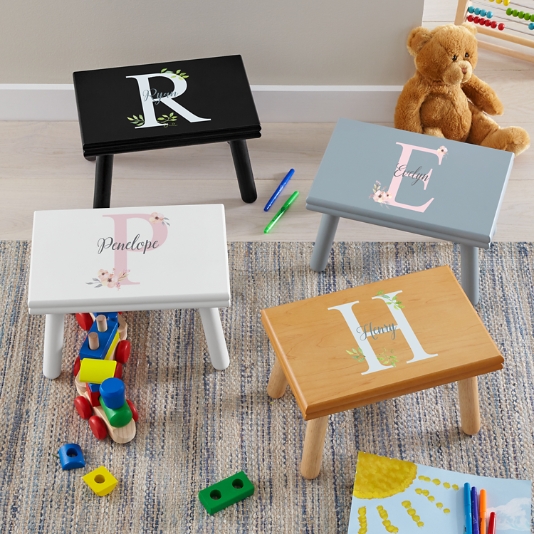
(86, 382), (101, 407)
(75, 313), (94, 331)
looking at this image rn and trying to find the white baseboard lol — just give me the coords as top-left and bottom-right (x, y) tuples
(0, 84), (402, 123)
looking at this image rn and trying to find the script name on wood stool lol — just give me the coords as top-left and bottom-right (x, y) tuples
(262, 267), (503, 479)
(28, 204), (231, 379)
(73, 55), (261, 207)
(306, 119), (514, 305)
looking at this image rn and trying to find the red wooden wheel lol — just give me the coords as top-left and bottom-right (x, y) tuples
(126, 399), (139, 422)
(75, 313), (93, 331)
(114, 362), (123, 379)
(74, 396), (92, 420)
(89, 415), (108, 440)
(72, 356), (81, 377)
(115, 340), (131, 364)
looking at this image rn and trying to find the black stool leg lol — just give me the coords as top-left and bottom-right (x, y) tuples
(93, 155), (114, 208)
(229, 140), (257, 203)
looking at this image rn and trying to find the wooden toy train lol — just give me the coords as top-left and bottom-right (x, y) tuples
(72, 312), (138, 444)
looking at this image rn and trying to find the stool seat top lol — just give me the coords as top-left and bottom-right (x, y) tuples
(261, 266), (502, 420)
(306, 119), (514, 249)
(73, 55), (261, 156)
(28, 204), (230, 314)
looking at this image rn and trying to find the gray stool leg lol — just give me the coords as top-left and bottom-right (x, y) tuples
(310, 214), (340, 272)
(460, 244), (479, 305)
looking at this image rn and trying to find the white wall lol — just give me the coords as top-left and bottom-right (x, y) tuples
(1, 0), (424, 85)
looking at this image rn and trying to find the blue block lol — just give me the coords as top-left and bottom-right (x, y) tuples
(88, 382), (100, 392)
(58, 444), (85, 471)
(93, 312), (119, 323)
(79, 319), (119, 360)
(100, 378), (126, 409)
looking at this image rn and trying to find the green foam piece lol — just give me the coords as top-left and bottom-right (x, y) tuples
(100, 396), (132, 428)
(198, 471), (254, 515)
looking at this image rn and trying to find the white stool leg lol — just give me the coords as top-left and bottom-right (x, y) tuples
(43, 314), (64, 379)
(198, 307), (230, 370)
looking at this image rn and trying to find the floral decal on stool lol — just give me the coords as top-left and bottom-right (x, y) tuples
(87, 269), (130, 290)
(149, 212), (170, 226)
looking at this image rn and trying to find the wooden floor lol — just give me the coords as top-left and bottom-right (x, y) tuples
(1, 0), (533, 242)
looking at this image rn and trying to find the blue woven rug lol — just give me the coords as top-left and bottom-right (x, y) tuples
(0, 241), (532, 533)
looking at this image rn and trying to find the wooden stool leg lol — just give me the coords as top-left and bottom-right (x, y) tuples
(310, 214), (340, 272)
(43, 314), (64, 379)
(198, 307), (230, 370)
(460, 244), (479, 305)
(300, 416), (329, 479)
(267, 358), (288, 398)
(457, 377), (481, 435)
(229, 140), (257, 204)
(93, 154), (114, 208)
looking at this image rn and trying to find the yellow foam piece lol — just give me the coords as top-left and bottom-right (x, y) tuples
(105, 331), (120, 360)
(82, 466), (118, 496)
(79, 359), (117, 384)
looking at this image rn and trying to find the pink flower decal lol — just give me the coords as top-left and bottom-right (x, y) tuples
(149, 212), (170, 226)
(87, 269), (130, 290)
(370, 181), (391, 205)
(438, 146), (448, 154)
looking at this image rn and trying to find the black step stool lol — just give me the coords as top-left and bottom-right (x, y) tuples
(73, 55), (261, 207)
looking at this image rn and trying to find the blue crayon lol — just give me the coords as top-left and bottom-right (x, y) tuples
(465, 483), (473, 534)
(264, 169), (295, 211)
(472, 486), (480, 534)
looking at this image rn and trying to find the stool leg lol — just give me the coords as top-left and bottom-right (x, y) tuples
(457, 377), (481, 435)
(93, 155), (114, 208)
(229, 140), (257, 203)
(43, 314), (64, 379)
(267, 358), (288, 398)
(300, 416), (329, 479)
(198, 307), (230, 370)
(310, 214), (340, 272)
(460, 244), (479, 305)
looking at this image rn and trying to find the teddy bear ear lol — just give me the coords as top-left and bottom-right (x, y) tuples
(406, 27), (433, 56)
(461, 22), (477, 35)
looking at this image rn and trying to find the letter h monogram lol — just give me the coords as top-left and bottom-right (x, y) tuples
(328, 291), (437, 374)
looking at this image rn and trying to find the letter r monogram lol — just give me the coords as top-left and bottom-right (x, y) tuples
(103, 214), (168, 285)
(126, 71), (211, 128)
(328, 291), (437, 374)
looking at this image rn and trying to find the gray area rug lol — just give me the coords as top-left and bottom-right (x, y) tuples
(0, 241), (533, 533)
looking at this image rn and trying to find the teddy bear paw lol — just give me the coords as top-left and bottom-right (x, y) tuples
(482, 126), (530, 156)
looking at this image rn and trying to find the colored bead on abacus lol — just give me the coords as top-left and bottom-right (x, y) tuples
(468, 6), (474, 13)
(491, 20), (497, 28)
(474, 7), (480, 14)
(498, 22), (505, 30)
(486, 11), (493, 18)
(480, 9), (486, 16)
(530, 23), (534, 30)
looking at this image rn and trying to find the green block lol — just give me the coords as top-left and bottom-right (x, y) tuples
(100, 396), (132, 428)
(198, 471), (254, 515)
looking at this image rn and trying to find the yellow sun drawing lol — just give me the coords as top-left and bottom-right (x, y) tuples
(352, 452), (460, 533)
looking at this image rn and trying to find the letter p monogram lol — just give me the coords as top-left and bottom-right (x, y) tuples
(103, 213), (168, 285)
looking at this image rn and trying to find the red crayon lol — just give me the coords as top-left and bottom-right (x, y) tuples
(488, 512), (496, 534)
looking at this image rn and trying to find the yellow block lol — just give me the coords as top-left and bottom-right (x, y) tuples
(83, 466), (118, 496)
(79, 359), (117, 384)
(105, 331), (120, 360)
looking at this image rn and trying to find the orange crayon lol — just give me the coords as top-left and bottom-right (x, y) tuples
(479, 489), (487, 534)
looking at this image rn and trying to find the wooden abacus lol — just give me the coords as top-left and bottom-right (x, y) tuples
(455, 0), (534, 62)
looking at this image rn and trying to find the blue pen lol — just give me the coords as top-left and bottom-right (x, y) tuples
(472, 486), (480, 534)
(465, 483), (473, 534)
(264, 169), (295, 211)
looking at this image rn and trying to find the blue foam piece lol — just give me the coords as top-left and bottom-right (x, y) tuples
(79, 319), (119, 361)
(100, 378), (126, 409)
(58, 444), (85, 471)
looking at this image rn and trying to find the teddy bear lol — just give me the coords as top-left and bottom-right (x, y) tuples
(394, 23), (530, 156)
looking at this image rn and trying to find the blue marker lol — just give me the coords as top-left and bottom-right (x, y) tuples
(465, 483), (473, 534)
(471, 486), (480, 534)
(264, 169), (295, 211)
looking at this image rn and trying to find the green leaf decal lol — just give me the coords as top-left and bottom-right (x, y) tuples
(161, 68), (167, 73)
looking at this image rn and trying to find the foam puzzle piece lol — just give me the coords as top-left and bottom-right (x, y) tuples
(83, 466), (118, 496)
(58, 443), (85, 470)
(198, 471), (254, 515)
